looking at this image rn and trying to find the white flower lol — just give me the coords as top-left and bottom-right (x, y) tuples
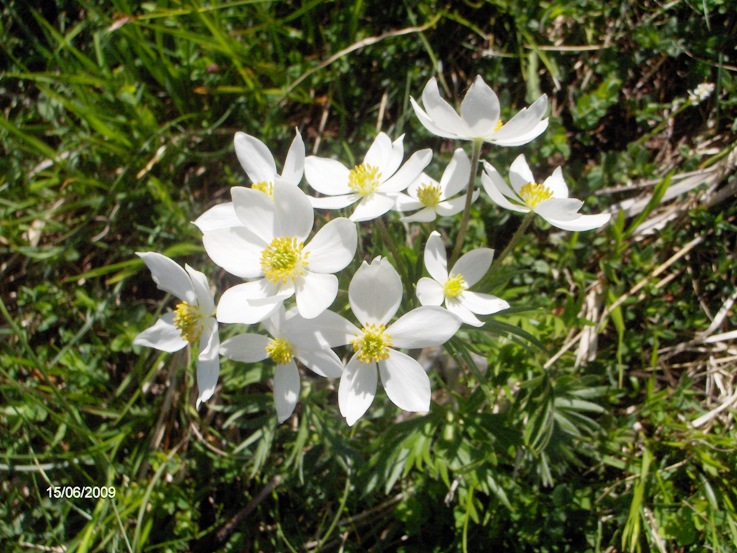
(410, 76), (548, 146)
(394, 148), (478, 223)
(193, 129), (304, 232)
(133, 252), (219, 409)
(482, 154), (611, 231)
(309, 257), (461, 426)
(219, 306), (343, 423)
(202, 181), (357, 323)
(416, 232), (509, 327)
(304, 132), (432, 222)
(688, 82), (715, 105)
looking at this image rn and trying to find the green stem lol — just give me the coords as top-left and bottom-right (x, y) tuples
(450, 139), (483, 266)
(490, 211), (535, 272)
(375, 216), (412, 292)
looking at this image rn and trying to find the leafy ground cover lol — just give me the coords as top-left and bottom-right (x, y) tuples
(1, 0), (736, 551)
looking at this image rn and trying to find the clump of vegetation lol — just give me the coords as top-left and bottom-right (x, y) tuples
(1, 1), (736, 551)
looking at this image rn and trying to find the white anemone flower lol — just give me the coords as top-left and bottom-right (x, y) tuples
(304, 132), (432, 222)
(219, 306), (343, 423)
(307, 257), (461, 426)
(133, 252), (219, 409)
(202, 181), (357, 323)
(417, 232), (509, 327)
(482, 154), (611, 231)
(410, 76), (548, 146)
(193, 129), (305, 232)
(394, 148), (479, 223)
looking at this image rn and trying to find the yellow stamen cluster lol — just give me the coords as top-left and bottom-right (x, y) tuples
(416, 182), (442, 207)
(494, 119), (504, 131)
(266, 338), (294, 365)
(348, 163), (382, 196)
(260, 237), (309, 284)
(519, 182), (553, 208)
(252, 181), (273, 198)
(173, 301), (204, 343)
(351, 323), (393, 364)
(444, 274), (467, 299)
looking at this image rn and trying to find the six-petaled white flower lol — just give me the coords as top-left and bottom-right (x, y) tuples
(194, 129), (305, 232)
(417, 231), (509, 327)
(304, 132), (432, 222)
(482, 155), (611, 231)
(410, 76), (548, 146)
(306, 257), (461, 426)
(202, 181), (357, 323)
(219, 306), (343, 423)
(394, 148), (478, 223)
(133, 252), (220, 409)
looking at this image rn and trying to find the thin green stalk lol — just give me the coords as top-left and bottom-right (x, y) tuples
(450, 139), (483, 265)
(490, 212), (535, 271)
(376, 216), (412, 292)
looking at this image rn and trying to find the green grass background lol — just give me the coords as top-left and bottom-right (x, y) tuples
(2, 0), (737, 551)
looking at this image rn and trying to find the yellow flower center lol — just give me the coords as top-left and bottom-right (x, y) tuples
(260, 236), (309, 284)
(348, 163), (382, 196)
(351, 323), (393, 364)
(494, 119), (504, 131)
(416, 182), (442, 207)
(519, 182), (553, 208)
(173, 301), (205, 343)
(266, 338), (294, 365)
(444, 274), (467, 298)
(252, 181), (273, 198)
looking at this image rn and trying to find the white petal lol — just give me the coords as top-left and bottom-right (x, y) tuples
(481, 170), (529, 214)
(423, 231), (449, 283)
(410, 97), (463, 140)
(304, 218), (357, 273)
(349, 193), (397, 222)
(435, 192), (477, 217)
(262, 304), (287, 338)
(481, 160), (520, 201)
(134, 313), (188, 352)
(543, 167), (569, 199)
(452, 247), (494, 287)
(419, 78), (469, 137)
(185, 264), (214, 314)
(304, 156), (351, 196)
(459, 291), (510, 315)
(286, 309), (358, 349)
(201, 227), (265, 278)
(231, 186), (277, 243)
(295, 346), (343, 378)
(295, 272), (338, 319)
(137, 252), (195, 304)
(388, 306), (461, 348)
(273, 360), (300, 423)
(440, 148), (472, 198)
(378, 350), (431, 413)
(309, 193), (360, 210)
(543, 212), (611, 232)
(535, 198), (585, 221)
(197, 318), (219, 360)
(488, 94), (548, 145)
(272, 181), (314, 240)
(349, 257), (402, 325)
(509, 154), (536, 193)
(460, 75), (501, 137)
(192, 202), (242, 232)
(234, 132), (276, 184)
(416, 277), (444, 306)
(216, 280), (283, 324)
(400, 207), (437, 223)
(394, 192), (424, 212)
(363, 132), (394, 172)
(195, 356), (220, 409)
(219, 333), (270, 362)
(279, 129), (305, 186)
(380, 148), (432, 193)
(339, 354), (377, 426)
(445, 297), (484, 327)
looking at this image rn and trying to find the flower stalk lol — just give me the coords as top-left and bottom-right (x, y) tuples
(450, 138), (483, 265)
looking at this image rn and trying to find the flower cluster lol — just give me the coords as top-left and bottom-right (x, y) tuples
(134, 75), (610, 426)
